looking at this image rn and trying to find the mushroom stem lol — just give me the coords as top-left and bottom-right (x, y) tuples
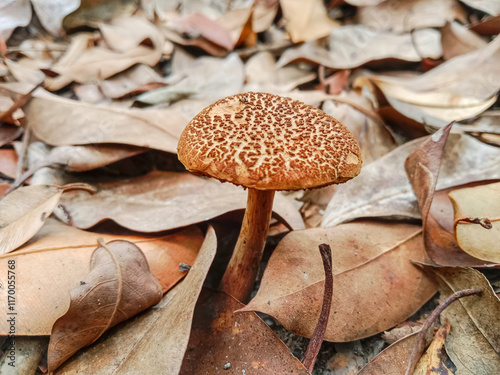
(221, 188), (275, 302)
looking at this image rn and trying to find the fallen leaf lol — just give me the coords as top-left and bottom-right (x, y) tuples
(278, 26), (441, 70)
(469, 15), (500, 36)
(413, 322), (452, 375)
(449, 182), (500, 262)
(55, 171), (305, 232)
(30, 0), (80, 36)
(0, 148), (17, 178)
(441, 21), (487, 60)
(0, 219), (203, 335)
(427, 266), (500, 374)
(0, 83), (188, 153)
(459, 0), (500, 15)
(45, 17), (164, 90)
(0, 183), (9, 195)
(0, 184), (78, 255)
(54, 226), (217, 374)
(0, 0), (31, 41)
(137, 53), (244, 105)
(48, 239), (163, 372)
(180, 289), (308, 374)
(358, 0), (464, 33)
(280, 0), (339, 43)
(0, 123), (23, 146)
(241, 221), (436, 341)
(0, 94), (25, 125)
(99, 64), (163, 99)
(358, 332), (419, 375)
(322, 134), (500, 228)
(0, 336), (48, 374)
(367, 35), (500, 125)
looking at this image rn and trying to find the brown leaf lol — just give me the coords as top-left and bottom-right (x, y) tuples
(322, 134), (500, 228)
(0, 123), (23, 147)
(0, 148), (18, 178)
(56, 171), (305, 232)
(0, 83), (187, 153)
(180, 289), (309, 374)
(427, 266), (500, 374)
(278, 25), (441, 70)
(0, 185), (65, 254)
(48, 239), (163, 372)
(241, 221), (436, 341)
(55, 226), (217, 374)
(413, 322), (452, 375)
(405, 124), (496, 266)
(0, 219), (203, 335)
(449, 181), (500, 262)
(441, 21), (487, 60)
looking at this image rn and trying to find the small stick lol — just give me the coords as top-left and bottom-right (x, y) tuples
(303, 244), (333, 373)
(0, 81), (43, 123)
(405, 288), (482, 375)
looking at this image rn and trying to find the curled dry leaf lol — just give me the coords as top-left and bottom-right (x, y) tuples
(241, 221), (436, 342)
(367, 35), (500, 126)
(180, 289), (308, 374)
(322, 133), (500, 228)
(358, 0), (462, 33)
(441, 21), (487, 60)
(56, 171), (305, 232)
(0, 83), (188, 153)
(449, 182), (500, 262)
(30, 0), (80, 36)
(55, 226), (217, 375)
(425, 266), (500, 374)
(47, 239), (163, 372)
(0, 0), (31, 41)
(459, 0), (500, 15)
(0, 219), (203, 335)
(280, 0), (339, 43)
(0, 184), (89, 255)
(278, 26), (441, 70)
(99, 64), (163, 99)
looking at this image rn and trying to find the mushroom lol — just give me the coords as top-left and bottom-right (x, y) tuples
(177, 92), (362, 302)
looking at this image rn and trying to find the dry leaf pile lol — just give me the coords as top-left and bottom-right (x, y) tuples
(0, 0), (499, 374)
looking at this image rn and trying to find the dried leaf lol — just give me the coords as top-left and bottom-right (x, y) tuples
(278, 26), (441, 70)
(280, 0), (339, 42)
(241, 221), (436, 341)
(0, 0), (31, 41)
(427, 266), (500, 374)
(55, 226), (217, 374)
(30, 0), (80, 36)
(56, 171), (305, 232)
(441, 21), (487, 60)
(449, 182), (500, 262)
(0, 83), (187, 153)
(180, 289), (308, 374)
(413, 322), (452, 375)
(460, 0), (500, 15)
(99, 64), (163, 99)
(48, 240), (163, 372)
(0, 219), (203, 335)
(0, 124), (23, 146)
(0, 148), (17, 178)
(0, 185), (64, 254)
(322, 134), (500, 228)
(358, 0), (463, 33)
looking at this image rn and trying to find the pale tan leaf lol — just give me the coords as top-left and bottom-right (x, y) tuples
(441, 21), (487, 60)
(0, 0), (31, 41)
(0, 219), (203, 335)
(460, 0), (500, 15)
(56, 171), (305, 232)
(449, 182), (500, 262)
(30, 0), (80, 36)
(54, 226), (217, 375)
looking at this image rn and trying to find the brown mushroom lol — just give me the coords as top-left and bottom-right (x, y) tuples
(177, 92), (362, 302)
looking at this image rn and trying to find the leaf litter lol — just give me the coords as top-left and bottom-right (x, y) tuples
(1, 0), (500, 373)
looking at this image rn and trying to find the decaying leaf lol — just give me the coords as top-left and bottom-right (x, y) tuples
(0, 184), (92, 255)
(449, 182), (500, 262)
(0, 148), (17, 178)
(278, 26), (441, 70)
(56, 171), (305, 232)
(48, 239), (163, 372)
(241, 221), (436, 342)
(0, 83), (188, 153)
(427, 266), (500, 374)
(179, 289), (308, 374)
(55, 226), (217, 374)
(413, 322), (452, 375)
(322, 133), (500, 228)
(0, 219), (203, 335)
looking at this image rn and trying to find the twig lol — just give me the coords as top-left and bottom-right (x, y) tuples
(405, 288), (482, 375)
(303, 244), (333, 373)
(0, 81), (43, 123)
(2, 162), (58, 197)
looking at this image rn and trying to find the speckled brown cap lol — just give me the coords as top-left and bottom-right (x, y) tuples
(177, 92), (362, 191)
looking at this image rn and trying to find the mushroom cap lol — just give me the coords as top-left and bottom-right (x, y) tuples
(177, 92), (362, 191)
